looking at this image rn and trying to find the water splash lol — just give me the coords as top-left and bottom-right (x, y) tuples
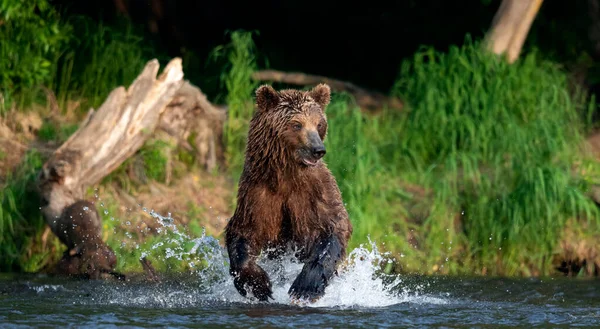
(95, 206), (448, 308)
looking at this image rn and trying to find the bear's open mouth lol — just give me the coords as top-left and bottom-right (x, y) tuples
(301, 158), (318, 167)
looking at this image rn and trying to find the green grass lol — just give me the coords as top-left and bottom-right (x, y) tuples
(0, 150), (56, 272)
(2, 6), (600, 279)
(0, 0), (72, 110)
(52, 17), (160, 111)
(0, 2), (185, 272)
(219, 33), (600, 277)
(211, 30), (260, 181)
(384, 38), (599, 276)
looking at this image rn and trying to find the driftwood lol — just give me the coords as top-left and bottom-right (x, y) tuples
(157, 81), (227, 172)
(484, 0), (544, 63)
(251, 70), (403, 113)
(37, 58), (185, 279)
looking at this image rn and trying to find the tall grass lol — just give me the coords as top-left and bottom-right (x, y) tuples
(0, 0), (72, 112)
(2, 10), (598, 277)
(210, 30), (260, 180)
(386, 39), (600, 276)
(52, 17), (160, 111)
(220, 32), (600, 276)
(0, 150), (57, 272)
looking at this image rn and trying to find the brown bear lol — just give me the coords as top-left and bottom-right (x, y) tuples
(224, 83), (353, 302)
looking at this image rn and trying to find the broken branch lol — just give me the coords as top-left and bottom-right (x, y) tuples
(252, 69), (403, 113)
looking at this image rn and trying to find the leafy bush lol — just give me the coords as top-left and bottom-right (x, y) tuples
(0, 0), (71, 101)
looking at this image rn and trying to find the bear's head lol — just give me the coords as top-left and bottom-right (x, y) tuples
(250, 83), (331, 169)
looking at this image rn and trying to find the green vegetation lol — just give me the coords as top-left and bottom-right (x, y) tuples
(1, 2), (599, 278)
(0, 0), (71, 108)
(0, 150), (56, 272)
(0, 1), (199, 273)
(219, 35), (600, 277)
(385, 39), (599, 276)
(211, 30), (260, 181)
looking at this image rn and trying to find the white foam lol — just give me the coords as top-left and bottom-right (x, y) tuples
(30, 284), (64, 293)
(102, 208), (449, 309)
(195, 239), (449, 309)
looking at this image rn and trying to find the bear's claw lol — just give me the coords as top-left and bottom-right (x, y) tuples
(288, 235), (343, 302)
(233, 263), (273, 302)
(288, 261), (327, 301)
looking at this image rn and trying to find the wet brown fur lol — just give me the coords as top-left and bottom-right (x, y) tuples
(225, 84), (352, 301)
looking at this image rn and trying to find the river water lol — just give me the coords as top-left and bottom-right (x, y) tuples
(1, 241), (599, 329)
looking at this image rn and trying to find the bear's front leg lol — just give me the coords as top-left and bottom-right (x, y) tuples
(288, 233), (344, 301)
(228, 236), (273, 302)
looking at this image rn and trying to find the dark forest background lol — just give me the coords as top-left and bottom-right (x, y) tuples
(50, 0), (599, 95)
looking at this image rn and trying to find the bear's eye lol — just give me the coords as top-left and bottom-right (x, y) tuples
(292, 123), (302, 131)
(317, 123), (323, 129)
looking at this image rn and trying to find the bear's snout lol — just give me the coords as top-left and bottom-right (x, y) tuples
(312, 145), (326, 159)
(307, 131), (326, 159)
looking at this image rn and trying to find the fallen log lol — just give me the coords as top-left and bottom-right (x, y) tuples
(37, 58), (184, 279)
(251, 70), (403, 113)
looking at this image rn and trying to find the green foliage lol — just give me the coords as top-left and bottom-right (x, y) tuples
(53, 17), (158, 110)
(1, 2), (160, 115)
(211, 30), (260, 180)
(101, 139), (172, 190)
(0, 150), (49, 272)
(137, 139), (171, 183)
(0, 0), (72, 101)
(386, 38), (598, 275)
(218, 33), (600, 276)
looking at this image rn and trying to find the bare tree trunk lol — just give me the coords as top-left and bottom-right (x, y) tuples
(252, 70), (403, 113)
(37, 58), (184, 279)
(484, 0), (544, 63)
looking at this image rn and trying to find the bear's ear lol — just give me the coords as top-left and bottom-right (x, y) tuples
(309, 83), (331, 110)
(255, 85), (280, 112)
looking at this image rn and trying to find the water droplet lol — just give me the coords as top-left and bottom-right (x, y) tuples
(82, 206), (89, 211)
(103, 210), (109, 215)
